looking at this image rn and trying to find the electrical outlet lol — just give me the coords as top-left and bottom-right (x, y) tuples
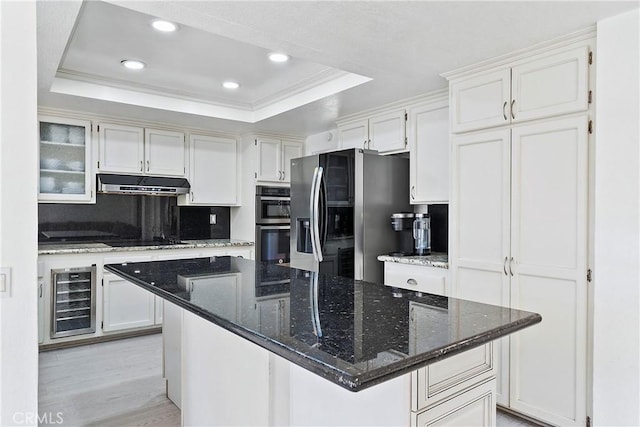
(210, 214), (217, 225)
(0, 267), (11, 298)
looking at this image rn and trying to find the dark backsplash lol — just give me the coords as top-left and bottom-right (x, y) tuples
(427, 204), (448, 253)
(39, 194), (230, 243)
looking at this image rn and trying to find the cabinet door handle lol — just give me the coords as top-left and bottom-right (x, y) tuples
(407, 278), (418, 286)
(363, 140), (367, 150)
(146, 160), (150, 172)
(39, 283), (43, 298)
(410, 306), (415, 322)
(282, 170), (285, 181)
(368, 139), (371, 149)
(503, 257), (508, 276)
(411, 186), (416, 200)
(510, 100), (516, 120)
(503, 101), (508, 120)
(140, 161), (143, 172)
(509, 257), (515, 276)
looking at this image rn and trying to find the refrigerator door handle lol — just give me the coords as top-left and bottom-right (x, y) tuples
(319, 169), (328, 253)
(309, 166), (324, 262)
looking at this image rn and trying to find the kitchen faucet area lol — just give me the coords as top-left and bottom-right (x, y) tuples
(0, 1), (638, 427)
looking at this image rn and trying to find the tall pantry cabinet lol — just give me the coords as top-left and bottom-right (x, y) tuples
(445, 32), (593, 427)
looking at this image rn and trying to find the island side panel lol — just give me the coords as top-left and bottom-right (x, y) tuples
(163, 300), (182, 409)
(182, 310), (271, 426)
(289, 362), (412, 426)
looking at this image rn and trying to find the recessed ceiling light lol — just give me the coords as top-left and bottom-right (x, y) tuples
(152, 20), (178, 33)
(269, 53), (290, 63)
(223, 81), (240, 89)
(121, 59), (145, 70)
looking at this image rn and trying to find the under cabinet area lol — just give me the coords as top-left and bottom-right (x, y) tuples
(450, 45), (591, 133)
(256, 137), (302, 183)
(38, 115), (94, 203)
(179, 134), (239, 206)
(97, 122), (186, 177)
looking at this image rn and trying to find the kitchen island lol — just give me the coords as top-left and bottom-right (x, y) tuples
(105, 256), (541, 426)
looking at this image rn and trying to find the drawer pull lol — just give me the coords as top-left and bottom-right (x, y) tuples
(407, 278), (418, 286)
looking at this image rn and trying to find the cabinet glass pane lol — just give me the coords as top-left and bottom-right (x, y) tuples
(39, 121), (87, 195)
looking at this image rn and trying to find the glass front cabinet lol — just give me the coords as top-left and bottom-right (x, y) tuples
(38, 115), (94, 203)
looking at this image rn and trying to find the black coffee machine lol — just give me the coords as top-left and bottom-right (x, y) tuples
(390, 213), (416, 256)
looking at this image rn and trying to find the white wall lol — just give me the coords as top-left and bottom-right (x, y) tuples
(0, 1), (39, 425)
(593, 8), (640, 426)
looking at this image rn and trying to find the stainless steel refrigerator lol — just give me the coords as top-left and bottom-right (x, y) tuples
(290, 149), (410, 283)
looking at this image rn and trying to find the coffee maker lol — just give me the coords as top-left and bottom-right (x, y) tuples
(390, 212), (431, 256)
(390, 213), (415, 256)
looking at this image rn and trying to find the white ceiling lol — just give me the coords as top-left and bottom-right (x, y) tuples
(37, 0), (639, 137)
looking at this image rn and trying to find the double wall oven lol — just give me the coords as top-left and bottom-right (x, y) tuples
(255, 186), (290, 264)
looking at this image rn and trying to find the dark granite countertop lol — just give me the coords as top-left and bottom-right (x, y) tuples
(105, 256), (540, 392)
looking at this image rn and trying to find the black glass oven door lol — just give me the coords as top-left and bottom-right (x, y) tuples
(257, 225), (291, 264)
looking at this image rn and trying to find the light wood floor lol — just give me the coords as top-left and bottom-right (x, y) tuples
(39, 333), (180, 427)
(39, 333), (537, 427)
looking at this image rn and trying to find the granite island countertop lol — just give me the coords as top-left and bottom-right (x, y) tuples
(105, 256), (540, 392)
(377, 252), (449, 268)
(38, 239), (254, 255)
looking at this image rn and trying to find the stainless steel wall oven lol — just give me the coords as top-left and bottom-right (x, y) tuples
(255, 186), (290, 264)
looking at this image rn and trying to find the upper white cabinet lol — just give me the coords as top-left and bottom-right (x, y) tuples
(145, 128), (187, 177)
(337, 119), (368, 150)
(256, 137), (302, 183)
(179, 134), (239, 206)
(38, 115), (94, 203)
(337, 110), (407, 153)
(450, 116), (589, 425)
(98, 123), (186, 177)
(407, 100), (449, 204)
(451, 46), (590, 133)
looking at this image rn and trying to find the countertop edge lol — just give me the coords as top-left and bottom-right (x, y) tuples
(377, 254), (449, 269)
(38, 240), (254, 255)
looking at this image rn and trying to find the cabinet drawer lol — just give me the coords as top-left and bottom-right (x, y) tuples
(412, 378), (496, 427)
(384, 262), (448, 296)
(412, 342), (495, 411)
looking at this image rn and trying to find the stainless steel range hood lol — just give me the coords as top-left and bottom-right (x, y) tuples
(97, 174), (190, 196)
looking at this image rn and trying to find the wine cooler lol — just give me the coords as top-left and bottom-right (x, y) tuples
(51, 266), (96, 338)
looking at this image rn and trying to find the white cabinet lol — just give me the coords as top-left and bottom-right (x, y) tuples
(407, 101), (449, 204)
(384, 262), (449, 296)
(337, 110), (407, 153)
(144, 128), (186, 177)
(180, 134), (239, 206)
(98, 123), (185, 177)
(256, 137), (302, 183)
(102, 273), (156, 332)
(38, 115), (94, 203)
(451, 46), (590, 133)
(337, 119), (368, 150)
(450, 116), (589, 425)
(369, 110), (407, 152)
(412, 379), (496, 427)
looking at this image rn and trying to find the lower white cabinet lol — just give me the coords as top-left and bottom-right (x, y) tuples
(384, 262), (449, 296)
(102, 273), (156, 332)
(412, 379), (496, 427)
